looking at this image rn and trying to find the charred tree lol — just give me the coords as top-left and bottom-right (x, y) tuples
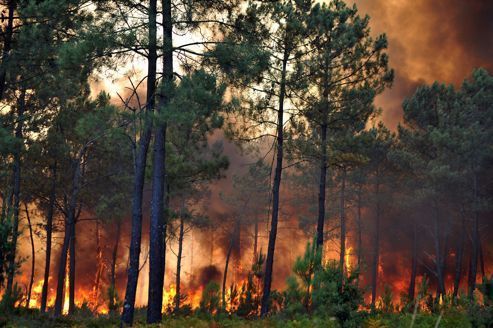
(408, 216), (417, 301)
(371, 173), (381, 308)
(0, 0), (16, 100)
(339, 168), (347, 286)
(24, 203), (35, 308)
(121, 0), (157, 324)
(260, 47), (289, 317)
(146, 0), (172, 322)
(453, 210), (466, 300)
(174, 217), (184, 313)
(41, 161), (56, 312)
(109, 220), (121, 312)
(6, 89), (25, 298)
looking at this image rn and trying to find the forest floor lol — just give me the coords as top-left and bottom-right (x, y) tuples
(1, 311), (476, 328)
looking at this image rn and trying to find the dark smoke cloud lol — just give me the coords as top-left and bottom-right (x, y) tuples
(350, 0), (493, 129)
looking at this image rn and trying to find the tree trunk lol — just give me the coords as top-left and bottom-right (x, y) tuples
(453, 210), (466, 300)
(339, 169), (347, 286)
(121, 0), (157, 323)
(222, 228), (234, 310)
(316, 123), (328, 251)
(6, 89), (25, 298)
(147, 0), (172, 322)
(25, 203), (35, 308)
(109, 220), (121, 312)
(408, 216), (417, 301)
(433, 203), (445, 298)
(174, 218), (184, 313)
(371, 175), (380, 308)
(253, 218), (258, 264)
(260, 48), (288, 317)
(54, 220), (70, 316)
(93, 219), (103, 308)
(55, 152), (84, 317)
(41, 162), (56, 313)
(357, 186), (362, 269)
(479, 237), (485, 279)
(0, 0), (16, 100)
(468, 172), (479, 299)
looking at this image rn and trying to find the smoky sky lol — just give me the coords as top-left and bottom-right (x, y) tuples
(348, 0), (493, 129)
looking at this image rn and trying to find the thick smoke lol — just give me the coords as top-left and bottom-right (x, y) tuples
(350, 0), (493, 129)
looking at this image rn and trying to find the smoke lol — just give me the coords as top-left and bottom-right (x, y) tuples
(349, 0), (493, 129)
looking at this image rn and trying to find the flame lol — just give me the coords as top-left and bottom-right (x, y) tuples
(345, 246), (352, 274)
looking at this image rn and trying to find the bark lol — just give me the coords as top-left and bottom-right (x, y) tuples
(468, 172), (480, 298)
(121, 0), (157, 323)
(147, 0), (172, 322)
(6, 89), (25, 297)
(93, 219), (103, 307)
(253, 218), (258, 264)
(408, 216), (417, 301)
(109, 220), (121, 312)
(479, 237), (485, 279)
(260, 48), (288, 317)
(54, 220), (70, 316)
(339, 169), (347, 286)
(41, 162), (56, 313)
(222, 228), (234, 310)
(371, 175), (380, 308)
(25, 203), (35, 308)
(453, 212), (466, 299)
(174, 218), (184, 313)
(433, 203), (445, 298)
(356, 186), (363, 268)
(316, 61), (330, 252)
(316, 123), (328, 251)
(0, 0), (16, 100)
(55, 151), (84, 317)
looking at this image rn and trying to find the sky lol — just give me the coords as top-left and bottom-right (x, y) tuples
(348, 0), (493, 129)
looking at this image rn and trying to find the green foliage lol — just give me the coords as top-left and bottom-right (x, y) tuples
(199, 282), (221, 316)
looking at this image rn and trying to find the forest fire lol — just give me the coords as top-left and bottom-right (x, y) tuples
(0, 0), (492, 327)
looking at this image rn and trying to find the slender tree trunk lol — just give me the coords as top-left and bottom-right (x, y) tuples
(253, 218), (258, 264)
(371, 175), (380, 308)
(468, 172), (479, 298)
(433, 203), (445, 298)
(339, 169), (347, 288)
(316, 123), (328, 251)
(147, 0), (172, 322)
(25, 203), (35, 308)
(222, 226), (235, 310)
(0, 0), (16, 100)
(453, 211), (466, 300)
(93, 219), (103, 307)
(6, 89), (25, 298)
(260, 48), (289, 317)
(55, 152), (84, 317)
(41, 162), (56, 313)
(109, 220), (121, 312)
(121, 0), (157, 323)
(408, 216), (417, 301)
(316, 61), (330, 253)
(479, 237), (485, 279)
(174, 218), (184, 313)
(54, 220), (70, 316)
(357, 186), (362, 269)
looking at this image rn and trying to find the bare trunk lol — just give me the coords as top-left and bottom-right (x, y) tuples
(357, 186), (362, 269)
(93, 219), (103, 308)
(253, 218), (258, 264)
(109, 220), (121, 312)
(174, 218), (184, 313)
(371, 175), (380, 308)
(316, 123), (328, 251)
(453, 211), (466, 300)
(54, 220), (70, 316)
(260, 48), (288, 317)
(339, 169), (347, 288)
(468, 172), (479, 298)
(41, 162), (56, 312)
(6, 89), (25, 298)
(408, 216), (417, 301)
(147, 0), (172, 322)
(121, 0), (157, 323)
(433, 203), (445, 298)
(25, 203), (35, 308)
